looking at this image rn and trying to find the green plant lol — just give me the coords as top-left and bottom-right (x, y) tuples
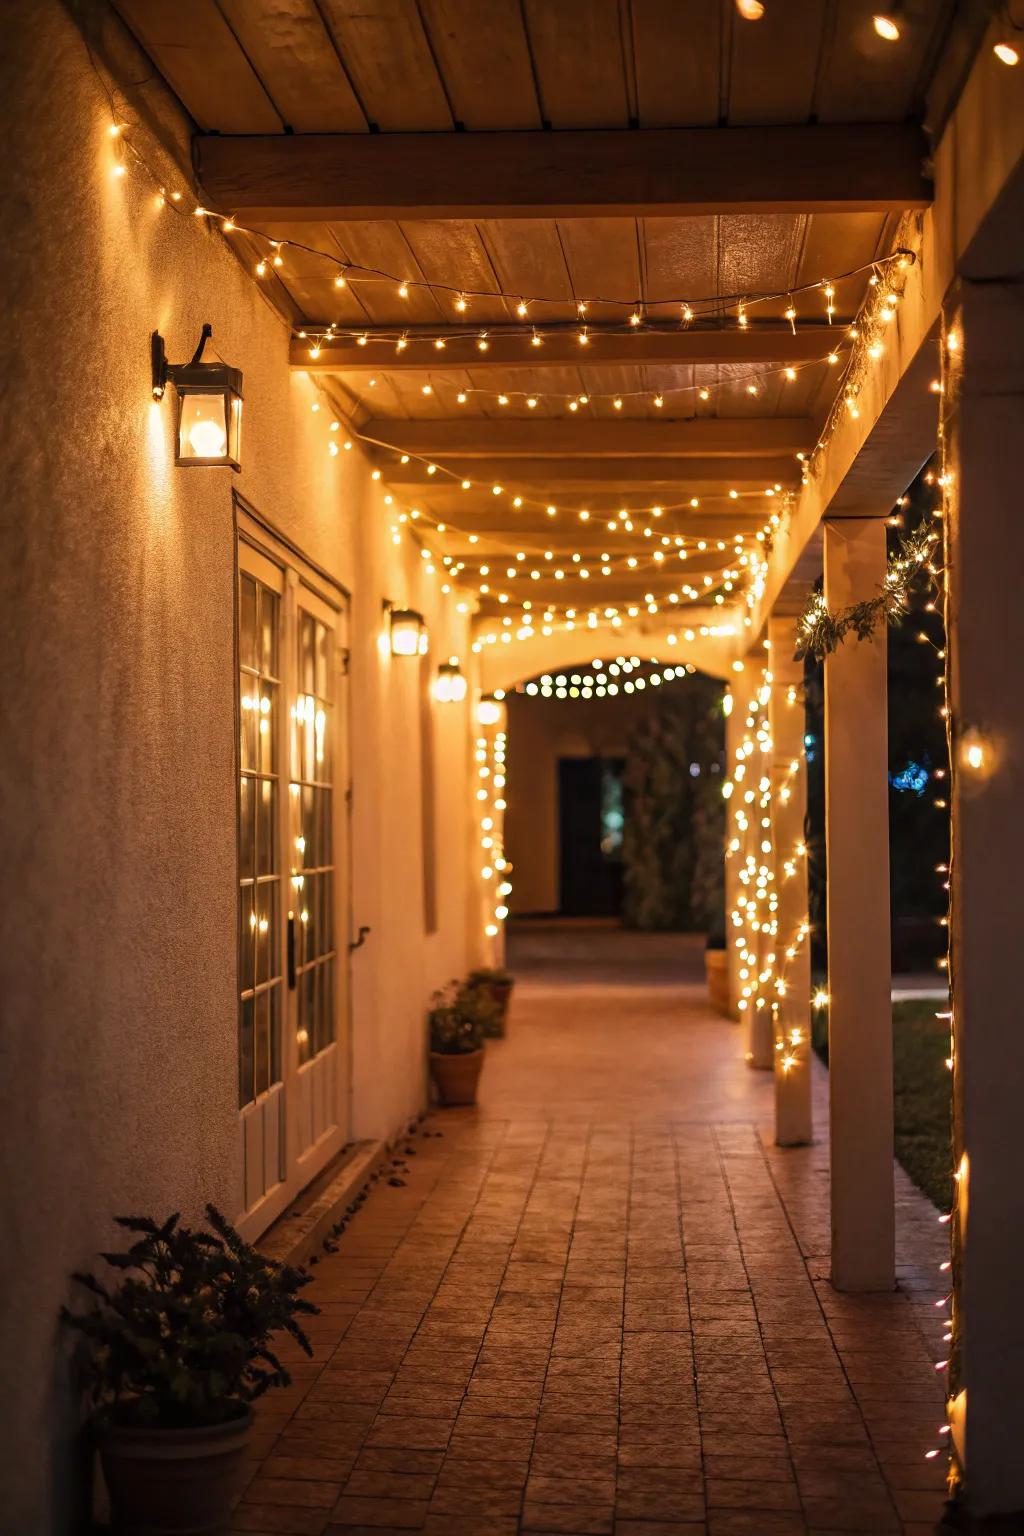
(63, 1206), (318, 1429)
(428, 979), (489, 1054)
(467, 966), (512, 987)
(621, 681), (725, 931)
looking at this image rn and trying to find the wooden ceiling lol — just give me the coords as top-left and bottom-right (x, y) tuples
(113, 0), (955, 636)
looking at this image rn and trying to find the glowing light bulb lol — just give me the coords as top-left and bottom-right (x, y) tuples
(187, 416), (227, 459)
(873, 12), (900, 41)
(994, 40), (1020, 65)
(735, 0), (765, 16)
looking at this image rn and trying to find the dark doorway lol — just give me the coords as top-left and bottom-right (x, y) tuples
(558, 757), (625, 916)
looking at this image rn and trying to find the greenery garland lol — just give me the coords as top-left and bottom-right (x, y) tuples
(796, 520), (942, 659)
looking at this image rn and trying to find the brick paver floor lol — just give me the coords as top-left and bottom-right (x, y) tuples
(235, 926), (950, 1536)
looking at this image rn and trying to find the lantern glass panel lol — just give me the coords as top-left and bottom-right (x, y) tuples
(390, 611), (424, 657)
(176, 389), (242, 468)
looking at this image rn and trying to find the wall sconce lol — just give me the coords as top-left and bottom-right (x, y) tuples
(388, 606), (427, 657)
(434, 659), (467, 702)
(476, 694), (506, 728)
(152, 325), (243, 470)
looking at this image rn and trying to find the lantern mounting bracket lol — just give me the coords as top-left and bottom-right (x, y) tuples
(151, 324), (216, 399)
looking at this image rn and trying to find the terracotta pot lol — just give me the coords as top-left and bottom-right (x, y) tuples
(430, 1048), (484, 1105)
(479, 979), (514, 1038)
(705, 948), (731, 1018)
(99, 1407), (252, 1535)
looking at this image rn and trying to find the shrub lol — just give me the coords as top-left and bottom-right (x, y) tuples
(428, 978), (492, 1053)
(63, 1206), (318, 1428)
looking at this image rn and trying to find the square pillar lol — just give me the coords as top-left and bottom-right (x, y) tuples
(724, 688), (744, 1020)
(747, 664), (775, 1069)
(768, 615), (812, 1147)
(943, 280), (1024, 1520)
(823, 518), (895, 1291)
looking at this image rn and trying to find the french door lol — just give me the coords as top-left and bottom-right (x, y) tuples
(236, 532), (350, 1239)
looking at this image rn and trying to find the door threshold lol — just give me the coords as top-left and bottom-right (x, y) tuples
(255, 1139), (386, 1267)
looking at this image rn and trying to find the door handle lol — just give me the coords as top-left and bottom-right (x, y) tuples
(348, 924), (371, 954)
(286, 912), (296, 989)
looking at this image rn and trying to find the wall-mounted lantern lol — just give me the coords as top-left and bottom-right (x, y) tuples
(152, 325), (243, 470)
(434, 659), (467, 703)
(388, 606), (427, 657)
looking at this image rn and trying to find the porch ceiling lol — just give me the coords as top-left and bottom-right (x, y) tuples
(112, 0), (962, 654)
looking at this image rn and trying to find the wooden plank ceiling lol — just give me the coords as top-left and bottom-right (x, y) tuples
(113, 0), (954, 641)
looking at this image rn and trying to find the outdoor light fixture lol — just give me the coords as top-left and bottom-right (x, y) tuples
(476, 695), (505, 728)
(152, 325), (243, 470)
(434, 660), (467, 702)
(993, 6), (1021, 67)
(872, 8), (901, 40)
(388, 606), (427, 657)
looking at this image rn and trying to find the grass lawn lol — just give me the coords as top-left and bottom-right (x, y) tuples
(813, 999), (952, 1210)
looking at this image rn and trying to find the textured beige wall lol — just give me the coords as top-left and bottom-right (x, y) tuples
(0, 4), (471, 1528)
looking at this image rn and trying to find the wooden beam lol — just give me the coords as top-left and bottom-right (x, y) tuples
(197, 125), (931, 219)
(383, 457), (794, 488)
(294, 327), (846, 371)
(362, 417), (811, 459)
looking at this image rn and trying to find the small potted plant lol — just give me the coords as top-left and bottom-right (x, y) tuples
(63, 1206), (317, 1535)
(428, 979), (487, 1105)
(705, 932), (731, 1018)
(466, 966), (515, 1037)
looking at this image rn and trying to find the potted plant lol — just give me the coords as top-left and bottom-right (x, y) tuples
(466, 966), (515, 1037)
(63, 1205), (317, 1536)
(428, 980), (487, 1105)
(705, 932), (731, 1018)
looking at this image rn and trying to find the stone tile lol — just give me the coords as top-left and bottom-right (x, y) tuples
(235, 934), (950, 1536)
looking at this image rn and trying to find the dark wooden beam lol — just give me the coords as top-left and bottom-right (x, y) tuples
(294, 327), (847, 370)
(362, 417), (811, 459)
(197, 125), (931, 220)
(384, 456), (795, 488)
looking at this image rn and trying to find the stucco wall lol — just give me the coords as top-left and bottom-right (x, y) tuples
(0, 4), (472, 1529)
(505, 690), (665, 913)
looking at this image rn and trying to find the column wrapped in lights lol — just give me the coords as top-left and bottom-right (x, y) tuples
(724, 665), (777, 1067)
(475, 695), (511, 950)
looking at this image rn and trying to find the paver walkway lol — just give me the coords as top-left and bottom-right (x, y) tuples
(235, 926), (950, 1536)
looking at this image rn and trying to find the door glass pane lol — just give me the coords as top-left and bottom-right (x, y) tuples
(239, 885), (255, 995)
(291, 605), (336, 1062)
(259, 583), (278, 677)
(257, 780), (275, 878)
(254, 990), (271, 1097)
(238, 570), (282, 1108)
(239, 776), (255, 882)
(239, 575), (258, 671)
(239, 679), (258, 772)
(239, 995), (254, 1108)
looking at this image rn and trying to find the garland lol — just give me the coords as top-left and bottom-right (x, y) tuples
(796, 520), (941, 659)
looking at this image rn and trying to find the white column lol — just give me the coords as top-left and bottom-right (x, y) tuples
(748, 665), (775, 1069)
(943, 281), (1024, 1518)
(768, 615), (812, 1146)
(724, 689), (744, 1020)
(823, 518), (894, 1291)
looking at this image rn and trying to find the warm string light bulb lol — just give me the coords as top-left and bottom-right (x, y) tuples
(873, 10), (901, 40)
